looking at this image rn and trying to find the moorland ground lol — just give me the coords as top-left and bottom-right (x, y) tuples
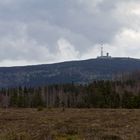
(0, 108), (139, 140)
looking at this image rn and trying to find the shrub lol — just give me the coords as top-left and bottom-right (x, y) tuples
(37, 106), (44, 111)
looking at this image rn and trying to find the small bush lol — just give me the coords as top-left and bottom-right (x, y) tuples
(37, 106), (44, 111)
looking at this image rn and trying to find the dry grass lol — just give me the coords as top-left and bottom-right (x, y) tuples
(0, 108), (139, 140)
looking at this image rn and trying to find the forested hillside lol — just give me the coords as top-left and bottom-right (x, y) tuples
(0, 72), (140, 108)
(0, 57), (140, 87)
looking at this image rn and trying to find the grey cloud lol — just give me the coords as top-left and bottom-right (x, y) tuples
(0, 0), (139, 66)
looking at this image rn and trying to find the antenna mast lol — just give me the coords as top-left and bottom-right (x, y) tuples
(101, 46), (103, 57)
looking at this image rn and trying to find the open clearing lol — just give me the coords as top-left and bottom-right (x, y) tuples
(0, 108), (139, 140)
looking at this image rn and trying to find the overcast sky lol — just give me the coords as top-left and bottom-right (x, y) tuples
(0, 0), (140, 66)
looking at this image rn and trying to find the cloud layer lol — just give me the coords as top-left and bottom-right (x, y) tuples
(0, 0), (140, 66)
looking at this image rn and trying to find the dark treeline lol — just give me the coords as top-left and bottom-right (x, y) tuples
(0, 78), (140, 109)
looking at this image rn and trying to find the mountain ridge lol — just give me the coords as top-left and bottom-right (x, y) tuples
(1, 57), (139, 68)
(0, 57), (140, 88)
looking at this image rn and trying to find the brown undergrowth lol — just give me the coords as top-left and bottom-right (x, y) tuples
(0, 108), (139, 140)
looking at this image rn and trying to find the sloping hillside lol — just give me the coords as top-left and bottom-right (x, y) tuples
(0, 57), (140, 87)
